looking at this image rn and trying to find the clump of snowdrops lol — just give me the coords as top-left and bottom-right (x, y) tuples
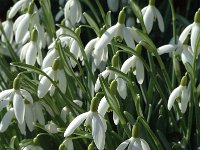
(0, 0), (200, 149)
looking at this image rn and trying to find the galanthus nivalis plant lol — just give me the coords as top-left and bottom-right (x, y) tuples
(0, 0), (200, 149)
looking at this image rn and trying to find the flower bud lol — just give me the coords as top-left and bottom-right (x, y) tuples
(194, 9), (200, 23)
(132, 123), (140, 138)
(118, 9), (126, 24)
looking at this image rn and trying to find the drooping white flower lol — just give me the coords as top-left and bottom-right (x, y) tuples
(121, 55), (144, 85)
(116, 137), (150, 150)
(64, 0), (82, 26)
(38, 58), (67, 98)
(64, 98), (107, 150)
(168, 75), (189, 113)
(139, 0), (164, 33)
(61, 139), (74, 150)
(32, 101), (54, 125)
(98, 96), (119, 125)
(107, 0), (119, 12)
(20, 28), (43, 65)
(23, 145), (44, 150)
(1, 19), (13, 43)
(94, 9), (140, 66)
(179, 9), (200, 56)
(0, 108), (14, 132)
(8, 0), (32, 19)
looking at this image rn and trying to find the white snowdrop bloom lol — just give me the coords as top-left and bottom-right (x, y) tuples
(41, 37), (71, 69)
(107, 0), (119, 12)
(45, 121), (58, 134)
(139, 0), (164, 33)
(121, 54), (144, 85)
(64, 98), (107, 150)
(13, 2), (35, 43)
(85, 37), (108, 70)
(0, 86), (33, 125)
(94, 10), (140, 66)
(98, 96), (119, 125)
(8, 0), (32, 19)
(32, 101), (54, 125)
(23, 145), (43, 150)
(179, 9), (200, 56)
(126, 16), (135, 27)
(20, 28), (43, 65)
(168, 75), (189, 113)
(60, 100), (83, 123)
(0, 108), (14, 132)
(116, 137), (150, 150)
(1, 20), (14, 43)
(38, 58), (67, 98)
(64, 0), (82, 26)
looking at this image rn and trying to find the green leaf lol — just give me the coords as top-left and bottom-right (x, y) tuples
(83, 12), (100, 36)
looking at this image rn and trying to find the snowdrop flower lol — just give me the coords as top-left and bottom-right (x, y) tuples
(139, 0), (164, 33)
(98, 96), (119, 125)
(168, 74), (189, 113)
(116, 123), (150, 150)
(179, 9), (200, 56)
(60, 100), (83, 123)
(64, 97), (107, 150)
(85, 37), (108, 71)
(38, 58), (67, 98)
(94, 9), (140, 66)
(32, 101), (54, 125)
(64, 0), (82, 26)
(121, 44), (144, 84)
(107, 0), (119, 12)
(45, 121), (58, 134)
(0, 76), (33, 132)
(8, 0), (32, 19)
(1, 19), (13, 43)
(13, 2), (34, 43)
(20, 28), (43, 65)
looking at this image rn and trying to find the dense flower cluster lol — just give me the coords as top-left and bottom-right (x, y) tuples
(0, 0), (199, 149)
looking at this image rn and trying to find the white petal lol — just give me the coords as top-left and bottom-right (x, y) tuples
(60, 106), (69, 123)
(141, 139), (150, 150)
(20, 89), (33, 104)
(13, 92), (25, 124)
(123, 27), (135, 48)
(63, 139), (74, 150)
(20, 43), (30, 62)
(132, 138), (142, 150)
(179, 24), (193, 44)
(116, 138), (131, 150)
(34, 102), (45, 125)
(26, 42), (38, 65)
(0, 89), (13, 101)
(25, 104), (34, 131)
(157, 44), (176, 55)
(85, 38), (98, 59)
(94, 23), (120, 57)
(57, 70), (67, 93)
(8, 0), (27, 18)
(155, 7), (164, 32)
(143, 6), (154, 34)
(181, 47), (193, 65)
(191, 23), (200, 52)
(37, 70), (54, 98)
(15, 14), (30, 43)
(64, 112), (89, 137)
(136, 59), (144, 84)
(95, 69), (110, 92)
(18, 120), (26, 135)
(98, 96), (109, 117)
(0, 108), (14, 132)
(180, 87), (189, 113)
(113, 111), (119, 125)
(117, 78), (127, 99)
(168, 86), (183, 110)
(121, 56), (136, 74)
(0, 100), (9, 111)
(92, 113), (106, 150)
(40, 101), (54, 117)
